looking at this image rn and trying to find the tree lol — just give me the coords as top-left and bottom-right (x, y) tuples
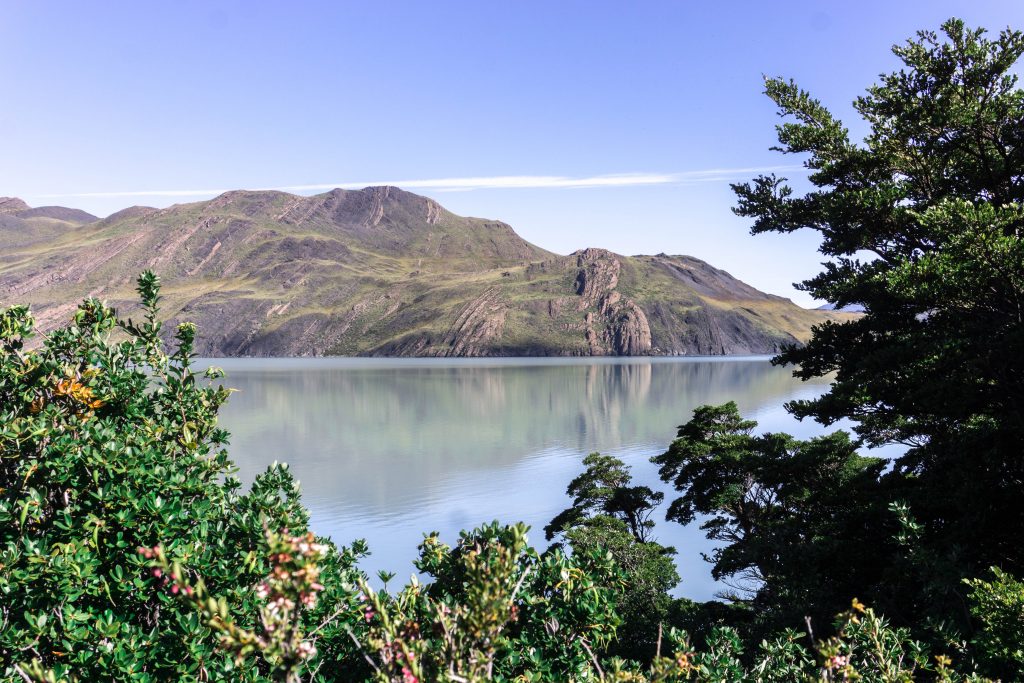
(546, 453), (679, 662)
(653, 403), (890, 636)
(731, 19), (1024, 600)
(545, 452), (664, 544)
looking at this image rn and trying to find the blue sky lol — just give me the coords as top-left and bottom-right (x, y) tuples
(2, 1), (1022, 305)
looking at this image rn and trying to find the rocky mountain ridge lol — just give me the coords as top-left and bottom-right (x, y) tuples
(0, 187), (852, 356)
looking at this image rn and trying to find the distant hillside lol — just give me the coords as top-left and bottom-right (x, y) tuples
(0, 187), (853, 357)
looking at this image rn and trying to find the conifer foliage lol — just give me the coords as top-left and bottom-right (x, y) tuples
(732, 19), (1024, 584)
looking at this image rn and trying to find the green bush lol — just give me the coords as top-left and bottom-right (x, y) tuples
(0, 273), (364, 682)
(652, 402), (891, 637)
(965, 568), (1024, 679)
(360, 522), (622, 682)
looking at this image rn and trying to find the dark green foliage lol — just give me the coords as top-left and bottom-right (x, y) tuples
(546, 453), (678, 663)
(731, 19), (1024, 597)
(653, 402), (891, 635)
(564, 517), (679, 664)
(667, 598), (752, 652)
(606, 601), (981, 682)
(545, 452), (664, 544)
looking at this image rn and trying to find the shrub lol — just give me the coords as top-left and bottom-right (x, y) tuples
(0, 273), (363, 682)
(965, 568), (1024, 679)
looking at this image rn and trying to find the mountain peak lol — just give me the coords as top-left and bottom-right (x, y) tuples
(102, 206), (159, 223)
(17, 206), (99, 223)
(0, 197), (99, 224)
(0, 197), (30, 214)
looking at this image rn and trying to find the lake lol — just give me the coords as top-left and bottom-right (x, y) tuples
(211, 356), (846, 601)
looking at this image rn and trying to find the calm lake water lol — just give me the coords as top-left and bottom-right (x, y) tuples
(210, 357), (847, 601)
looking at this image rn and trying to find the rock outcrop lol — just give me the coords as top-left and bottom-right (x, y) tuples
(436, 288), (508, 357)
(571, 249), (652, 355)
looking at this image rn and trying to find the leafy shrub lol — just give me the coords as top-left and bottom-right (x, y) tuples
(357, 522), (622, 682)
(0, 273), (364, 682)
(964, 568), (1024, 679)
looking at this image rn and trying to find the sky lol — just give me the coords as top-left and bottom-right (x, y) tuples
(2, 1), (1022, 306)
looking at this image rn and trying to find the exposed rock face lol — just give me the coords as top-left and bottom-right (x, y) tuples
(0, 189), (853, 357)
(574, 248), (620, 304)
(605, 297), (652, 355)
(437, 288), (508, 357)
(571, 249), (652, 355)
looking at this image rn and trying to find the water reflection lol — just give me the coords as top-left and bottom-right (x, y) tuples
(212, 357), (833, 600)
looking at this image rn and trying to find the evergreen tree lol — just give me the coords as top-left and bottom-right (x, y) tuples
(547, 453), (678, 662)
(732, 18), (1024, 612)
(653, 403), (890, 638)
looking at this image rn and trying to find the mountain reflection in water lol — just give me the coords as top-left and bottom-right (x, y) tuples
(210, 357), (834, 601)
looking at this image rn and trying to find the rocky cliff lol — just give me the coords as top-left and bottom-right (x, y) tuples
(0, 187), (851, 356)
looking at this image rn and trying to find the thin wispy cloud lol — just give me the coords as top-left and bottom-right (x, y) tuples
(33, 167), (801, 200)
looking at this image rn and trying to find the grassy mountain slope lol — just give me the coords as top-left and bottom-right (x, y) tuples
(0, 187), (851, 356)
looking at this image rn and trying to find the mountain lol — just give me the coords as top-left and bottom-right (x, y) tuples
(0, 187), (852, 357)
(0, 196), (99, 248)
(0, 196), (99, 224)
